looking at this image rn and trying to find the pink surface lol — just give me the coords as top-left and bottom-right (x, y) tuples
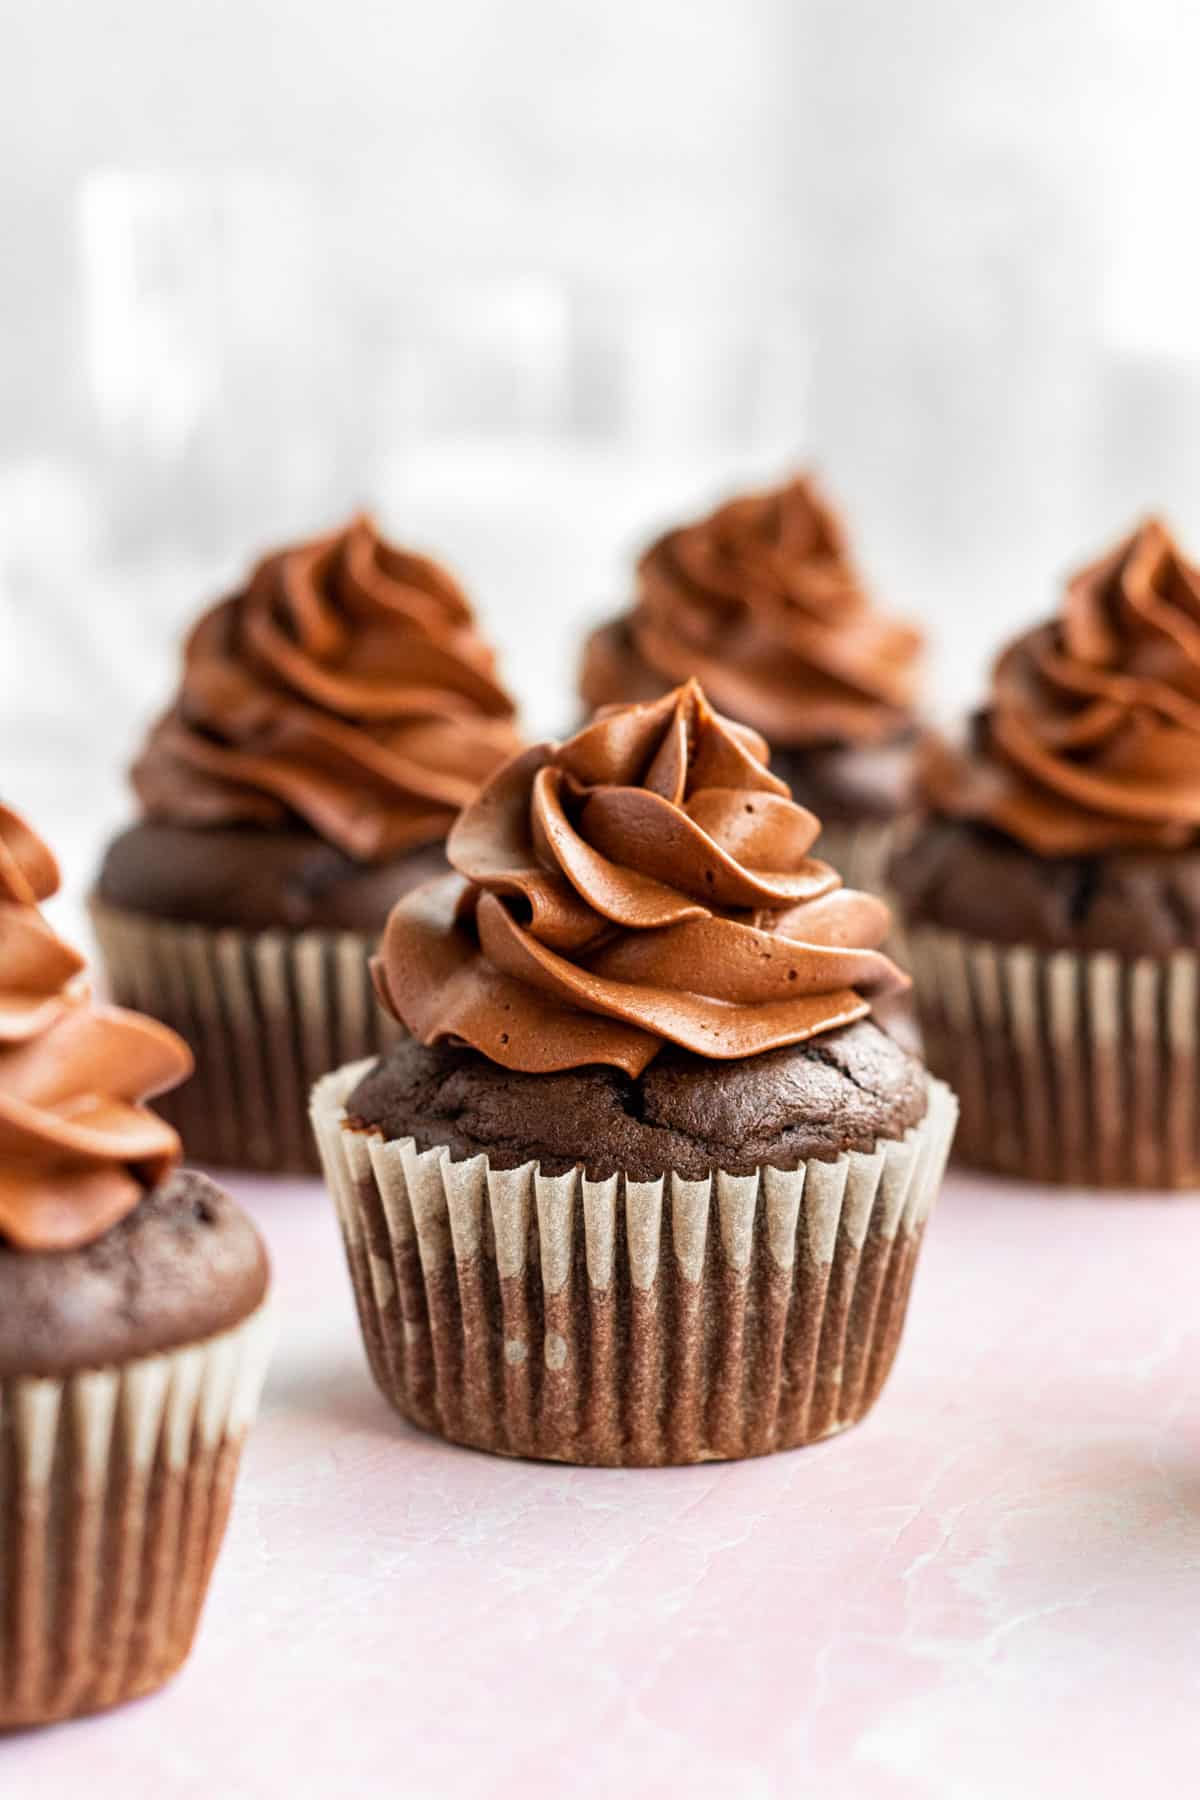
(5, 1167), (1200, 1798)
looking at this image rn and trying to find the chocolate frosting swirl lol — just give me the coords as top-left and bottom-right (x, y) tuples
(580, 474), (922, 748)
(373, 682), (906, 1076)
(924, 518), (1200, 855)
(0, 804), (192, 1250)
(134, 514), (521, 861)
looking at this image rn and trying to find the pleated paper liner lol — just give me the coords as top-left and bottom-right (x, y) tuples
(907, 924), (1200, 1187)
(0, 1299), (274, 1729)
(311, 1063), (956, 1466)
(91, 900), (399, 1175)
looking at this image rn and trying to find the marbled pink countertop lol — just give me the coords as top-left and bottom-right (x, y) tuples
(6, 1168), (1198, 1798)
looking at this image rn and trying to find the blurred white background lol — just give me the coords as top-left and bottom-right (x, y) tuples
(4, 0), (1200, 931)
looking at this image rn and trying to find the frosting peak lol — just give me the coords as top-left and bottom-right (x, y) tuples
(924, 517), (1200, 855)
(134, 514), (522, 861)
(0, 805), (192, 1250)
(373, 681), (906, 1076)
(580, 474), (922, 748)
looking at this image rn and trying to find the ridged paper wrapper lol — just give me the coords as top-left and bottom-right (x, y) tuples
(311, 1062), (956, 1466)
(0, 1300), (274, 1728)
(908, 924), (1200, 1187)
(91, 899), (398, 1174)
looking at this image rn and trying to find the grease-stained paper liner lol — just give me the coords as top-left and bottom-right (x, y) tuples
(91, 900), (399, 1174)
(0, 1300), (273, 1729)
(907, 925), (1200, 1187)
(311, 1064), (956, 1466)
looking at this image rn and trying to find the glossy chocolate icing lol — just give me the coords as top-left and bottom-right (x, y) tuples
(0, 804), (192, 1250)
(580, 474), (922, 749)
(133, 513), (521, 861)
(373, 681), (907, 1076)
(923, 517), (1200, 855)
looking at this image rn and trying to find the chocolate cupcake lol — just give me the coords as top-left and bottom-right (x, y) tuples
(311, 682), (956, 1466)
(893, 516), (1200, 1186)
(0, 804), (272, 1727)
(93, 514), (521, 1173)
(579, 473), (924, 898)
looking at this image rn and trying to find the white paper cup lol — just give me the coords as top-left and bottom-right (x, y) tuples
(908, 923), (1200, 1187)
(91, 900), (399, 1174)
(0, 1299), (274, 1728)
(311, 1063), (956, 1466)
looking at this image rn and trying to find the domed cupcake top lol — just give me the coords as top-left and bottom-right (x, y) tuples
(0, 804), (192, 1250)
(924, 517), (1200, 855)
(373, 681), (906, 1076)
(133, 514), (522, 861)
(580, 474), (922, 748)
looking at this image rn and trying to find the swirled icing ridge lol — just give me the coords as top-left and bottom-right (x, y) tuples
(580, 474), (922, 748)
(134, 513), (521, 860)
(373, 681), (907, 1076)
(0, 804), (191, 1249)
(923, 517), (1200, 855)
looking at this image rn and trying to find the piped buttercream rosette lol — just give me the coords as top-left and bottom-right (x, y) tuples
(373, 682), (907, 1076)
(0, 804), (192, 1249)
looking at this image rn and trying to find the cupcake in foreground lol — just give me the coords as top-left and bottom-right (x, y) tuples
(312, 681), (956, 1466)
(579, 473), (924, 896)
(0, 803), (272, 1728)
(93, 513), (521, 1173)
(893, 516), (1200, 1187)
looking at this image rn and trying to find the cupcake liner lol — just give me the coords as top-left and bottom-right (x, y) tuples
(91, 900), (399, 1174)
(0, 1299), (274, 1729)
(907, 924), (1200, 1187)
(310, 1063), (956, 1466)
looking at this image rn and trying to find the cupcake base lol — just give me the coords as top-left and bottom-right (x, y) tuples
(91, 900), (399, 1175)
(908, 924), (1200, 1187)
(0, 1301), (273, 1730)
(311, 1063), (956, 1466)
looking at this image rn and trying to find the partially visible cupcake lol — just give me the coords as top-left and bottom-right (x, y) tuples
(93, 514), (522, 1173)
(579, 473), (924, 897)
(893, 516), (1200, 1186)
(312, 681), (956, 1466)
(0, 802), (272, 1727)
